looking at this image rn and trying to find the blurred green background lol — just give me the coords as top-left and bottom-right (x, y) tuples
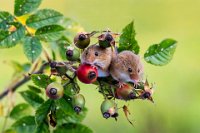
(1, 0), (200, 133)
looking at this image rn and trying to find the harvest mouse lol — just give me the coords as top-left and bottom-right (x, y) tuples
(81, 44), (114, 77)
(109, 51), (143, 86)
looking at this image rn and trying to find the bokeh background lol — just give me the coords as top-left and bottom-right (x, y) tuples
(1, 0), (200, 133)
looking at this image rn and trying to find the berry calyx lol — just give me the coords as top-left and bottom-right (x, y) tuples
(50, 61), (57, 68)
(49, 88), (57, 95)
(78, 34), (87, 41)
(76, 64), (98, 84)
(103, 112), (110, 119)
(105, 33), (113, 42)
(143, 92), (151, 99)
(46, 82), (64, 100)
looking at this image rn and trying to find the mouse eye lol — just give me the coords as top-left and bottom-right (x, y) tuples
(95, 52), (98, 56)
(85, 51), (88, 55)
(128, 68), (132, 73)
(138, 69), (140, 73)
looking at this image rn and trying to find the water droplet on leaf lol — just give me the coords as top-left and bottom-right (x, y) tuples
(37, 76), (41, 80)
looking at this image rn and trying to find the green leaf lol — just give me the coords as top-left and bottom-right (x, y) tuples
(23, 36), (42, 62)
(26, 9), (63, 29)
(20, 90), (44, 108)
(35, 99), (52, 125)
(35, 25), (65, 42)
(3, 129), (16, 133)
(35, 99), (52, 133)
(60, 17), (84, 39)
(31, 74), (54, 88)
(54, 123), (93, 133)
(8, 61), (31, 72)
(52, 50), (56, 61)
(22, 63), (31, 72)
(8, 61), (31, 78)
(9, 61), (24, 72)
(63, 82), (76, 96)
(0, 24), (25, 48)
(56, 36), (71, 60)
(14, 0), (42, 16)
(56, 97), (73, 113)
(56, 97), (87, 125)
(118, 21), (139, 54)
(10, 103), (31, 120)
(56, 107), (87, 126)
(63, 82), (80, 96)
(35, 122), (49, 133)
(12, 116), (36, 133)
(144, 39), (177, 66)
(0, 11), (14, 30)
(28, 85), (42, 93)
(0, 11), (13, 22)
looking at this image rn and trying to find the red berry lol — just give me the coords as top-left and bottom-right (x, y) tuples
(116, 84), (135, 100)
(76, 64), (98, 84)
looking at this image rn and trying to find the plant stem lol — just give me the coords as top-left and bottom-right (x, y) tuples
(0, 62), (49, 100)
(98, 80), (107, 99)
(1, 91), (13, 132)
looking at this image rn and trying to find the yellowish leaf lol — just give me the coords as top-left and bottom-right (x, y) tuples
(0, 103), (4, 116)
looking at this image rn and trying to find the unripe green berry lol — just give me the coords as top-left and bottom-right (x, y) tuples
(74, 32), (90, 49)
(72, 94), (85, 113)
(66, 46), (80, 61)
(54, 63), (68, 76)
(100, 99), (118, 119)
(98, 33), (114, 48)
(46, 82), (64, 100)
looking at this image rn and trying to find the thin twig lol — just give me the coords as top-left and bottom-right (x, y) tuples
(98, 80), (107, 99)
(1, 91), (13, 132)
(0, 63), (49, 100)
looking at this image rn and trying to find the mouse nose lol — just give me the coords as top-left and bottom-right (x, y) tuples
(130, 77), (139, 84)
(130, 79), (138, 84)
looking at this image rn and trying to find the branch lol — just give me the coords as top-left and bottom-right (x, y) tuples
(0, 62), (49, 100)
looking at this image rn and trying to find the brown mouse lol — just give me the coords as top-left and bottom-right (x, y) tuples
(109, 50), (143, 86)
(81, 44), (115, 77)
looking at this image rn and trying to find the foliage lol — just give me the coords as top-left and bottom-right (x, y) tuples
(0, 0), (177, 133)
(118, 21), (139, 54)
(144, 39), (177, 66)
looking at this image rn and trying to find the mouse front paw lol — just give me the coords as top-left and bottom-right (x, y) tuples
(118, 81), (126, 88)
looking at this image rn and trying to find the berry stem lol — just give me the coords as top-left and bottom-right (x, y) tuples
(98, 80), (107, 99)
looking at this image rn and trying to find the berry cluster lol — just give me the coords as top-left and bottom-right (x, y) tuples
(46, 31), (154, 121)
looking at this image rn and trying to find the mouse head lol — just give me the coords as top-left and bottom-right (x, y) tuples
(81, 44), (112, 70)
(118, 51), (143, 84)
